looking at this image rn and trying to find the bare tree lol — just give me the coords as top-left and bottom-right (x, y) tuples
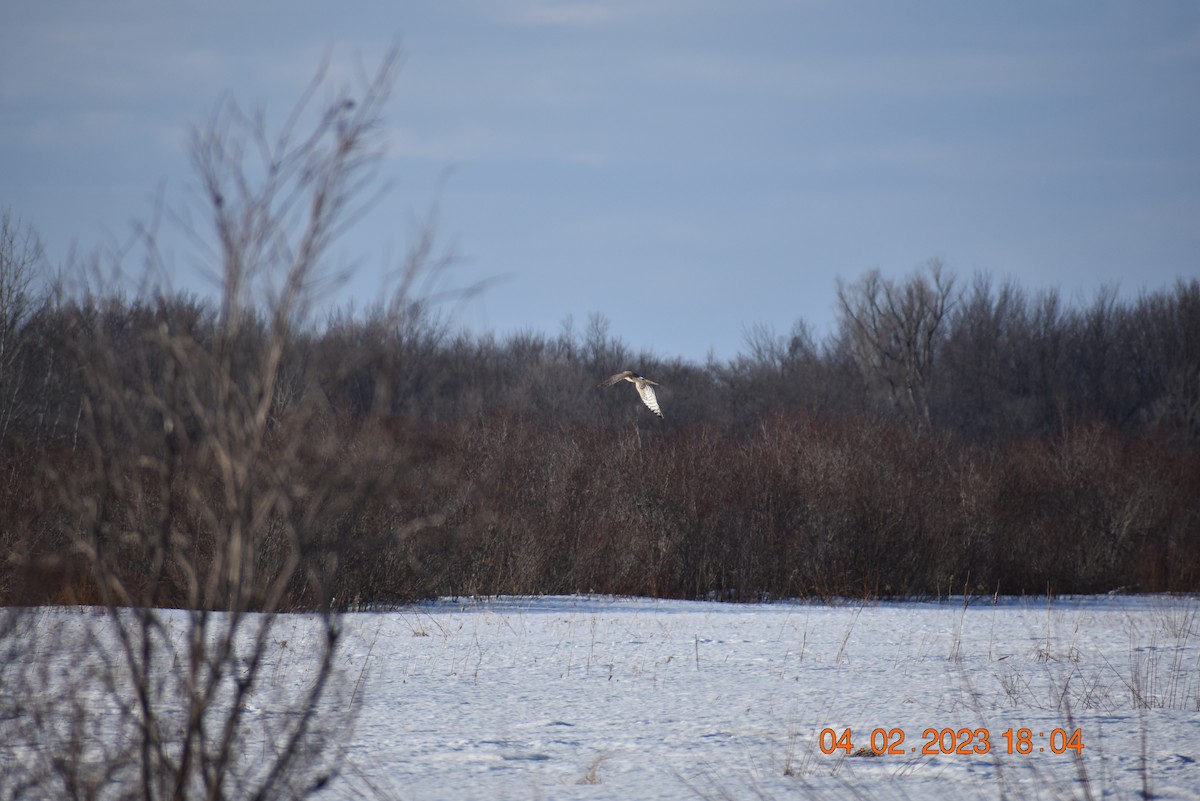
(0, 209), (44, 444)
(1132, 278), (1200, 442)
(836, 259), (958, 426)
(0, 47), (448, 800)
(937, 273), (1031, 436)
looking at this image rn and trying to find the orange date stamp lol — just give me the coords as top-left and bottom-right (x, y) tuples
(819, 726), (1084, 756)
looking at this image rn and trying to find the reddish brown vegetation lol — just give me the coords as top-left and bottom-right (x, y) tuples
(2, 236), (1198, 607)
(2, 41), (1197, 613)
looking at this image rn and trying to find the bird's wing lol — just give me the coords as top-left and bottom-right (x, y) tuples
(599, 370), (634, 388)
(636, 382), (664, 418)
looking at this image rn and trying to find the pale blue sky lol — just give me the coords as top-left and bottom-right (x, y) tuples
(2, 1), (1198, 362)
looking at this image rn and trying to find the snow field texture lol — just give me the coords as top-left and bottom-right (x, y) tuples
(333, 595), (1199, 800)
(8, 595), (1200, 800)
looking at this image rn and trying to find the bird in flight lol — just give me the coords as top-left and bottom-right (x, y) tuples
(600, 371), (664, 418)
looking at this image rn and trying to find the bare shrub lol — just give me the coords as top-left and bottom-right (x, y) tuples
(0, 48), (456, 801)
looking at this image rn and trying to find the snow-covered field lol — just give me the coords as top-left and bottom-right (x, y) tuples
(331, 595), (1200, 800)
(7, 595), (1200, 800)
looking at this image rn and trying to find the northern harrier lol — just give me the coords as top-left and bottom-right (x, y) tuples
(600, 370), (664, 418)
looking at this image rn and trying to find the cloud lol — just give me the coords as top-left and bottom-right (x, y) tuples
(507, 2), (629, 28)
(1150, 25), (1200, 62)
(490, 0), (693, 29)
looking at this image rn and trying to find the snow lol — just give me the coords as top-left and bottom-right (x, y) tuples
(333, 595), (1200, 800)
(7, 595), (1200, 800)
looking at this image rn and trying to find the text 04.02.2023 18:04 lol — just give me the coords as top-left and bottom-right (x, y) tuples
(819, 727), (1085, 756)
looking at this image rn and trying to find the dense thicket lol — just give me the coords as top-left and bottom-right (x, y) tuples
(3, 239), (1197, 605)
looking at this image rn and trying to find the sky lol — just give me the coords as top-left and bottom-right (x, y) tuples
(2, 1), (1198, 363)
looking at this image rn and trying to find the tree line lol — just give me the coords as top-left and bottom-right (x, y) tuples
(3, 219), (1197, 606)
